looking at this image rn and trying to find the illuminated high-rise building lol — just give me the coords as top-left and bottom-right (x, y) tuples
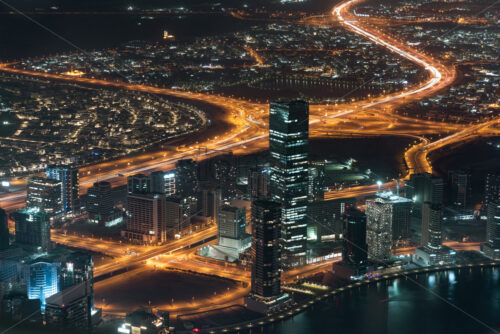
(124, 193), (166, 244)
(482, 202), (500, 260)
(26, 177), (62, 220)
(421, 202), (442, 247)
(450, 170), (471, 211)
(217, 205), (246, 249)
(46, 166), (79, 214)
(26, 262), (60, 312)
(269, 100), (309, 267)
(308, 163), (325, 202)
(13, 208), (51, 252)
(163, 172), (176, 196)
(484, 173), (500, 209)
(175, 159), (198, 198)
(414, 202), (455, 266)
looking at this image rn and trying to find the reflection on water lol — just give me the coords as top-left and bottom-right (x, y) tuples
(261, 268), (500, 334)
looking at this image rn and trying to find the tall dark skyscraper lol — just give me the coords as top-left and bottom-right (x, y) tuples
(406, 173), (443, 218)
(248, 168), (268, 200)
(0, 207), (9, 250)
(86, 181), (114, 225)
(175, 159), (198, 198)
(450, 170), (471, 211)
(13, 208), (51, 251)
(46, 166), (79, 213)
(483, 202), (500, 260)
(269, 100), (309, 267)
(484, 173), (500, 208)
(342, 207), (367, 266)
(250, 200), (281, 298)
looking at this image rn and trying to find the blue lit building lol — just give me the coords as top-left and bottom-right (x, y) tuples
(27, 262), (60, 312)
(269, 100), (309, 267)
(46, 166), (79, 213)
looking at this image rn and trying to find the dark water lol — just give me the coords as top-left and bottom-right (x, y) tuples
(0, 13), (254, 60)
(263, 267), (500, 334)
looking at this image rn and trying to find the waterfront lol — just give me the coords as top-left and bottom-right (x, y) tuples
(262, 267), (500, 334)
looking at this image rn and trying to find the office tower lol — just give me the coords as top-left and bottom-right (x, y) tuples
(421, 202), (442, 247)
(175, 159), (198, 198)
(123, 193), (166, 244)
(45, 282), (92, 332)
(342, 207), (367, 266)
(377, 192), (412, 246)
(414, 203), (455, 266)
(307, 197), (356, 242)
(59, 252), (94, 296)
(13, 208), (51, 251)
(149, 171), (165, 194)
(127, 173), (151, 194)
(248, 168), (268, 200)
(163, 171), (176, 196)
(406, 173), (443, 218)
(27, 262), (60, 312)
(484, 173), (500, 208)
(46, 166), (79, 213)
(198, 185), (221, 221)
(250, 200), (281, 298)
(450, 170), (471, 210)
(269, 100), (309, 267)
(0, 208), (9, 250)
(482, 202), (500, 260)
(26, 177), (62, 220)
(86, 181), (114, 225)
(308, 163), (325, 202)
(213, 155), (238, 200)
(365, 193), (412, 262)
(165, 197), (191, 233)
(217, 205), (246, 248)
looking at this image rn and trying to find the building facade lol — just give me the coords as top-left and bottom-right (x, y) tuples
(251, 200), (282, 298)
(13, 208), (51, 251)
(86, 181), (114, 226)
(46, 166), (79, 214)
(124, 193), (166, 244)
(269, 100), (309, 267)
(26, 177), (62, 221)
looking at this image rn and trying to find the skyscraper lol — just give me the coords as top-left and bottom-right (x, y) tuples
(450, 170), (471, 211)
(414, 203), (455, 266)
(248, 168), (268, 200)
(26, 177), (62, 220)
(175, 159), (198, 198)
(484, 173), (500, 208)
(46, 166), (79, 214)
(163, 172), (176, 196)
(123, 193), (166, 244)
(406, 173), (443, 218)
(0, 207), (9, 250)
(165, 196), (191, 233)
(250, 200), (281, 298)
(421, 202), (442, 247)
(13, 208), (51, 251)
(482, 202), (500, 260)
(308, 163), (325, 202)
(269, 100), (309, 267)
(342, 207), (367, 266)
(213, 155), (238, 200)
(150, 171), (166, 194)
(127, 173), (151, 194)
(217, 205), (246, 249)
(86, 181), (114, 225)
(26, 262), (60, 312)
